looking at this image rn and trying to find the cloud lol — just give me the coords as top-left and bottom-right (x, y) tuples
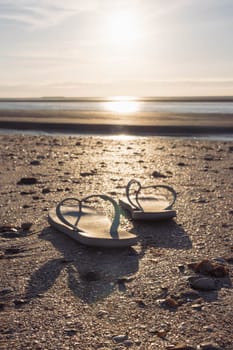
(0, 0), (99, 28)
(2, 78), (233, 89)
(0, 0), (190, 28)
(1, 78), (233, 97)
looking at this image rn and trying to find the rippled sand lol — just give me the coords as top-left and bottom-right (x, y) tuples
(0, 134), (233, 349)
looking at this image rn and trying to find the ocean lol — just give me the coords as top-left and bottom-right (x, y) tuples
(0, 98), (233, 114)
(0, 97), (233, 138)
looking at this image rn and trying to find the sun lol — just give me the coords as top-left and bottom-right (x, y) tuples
(107, 12), (140, 44)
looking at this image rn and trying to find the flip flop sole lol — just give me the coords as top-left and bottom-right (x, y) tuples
(48, 206), (137, 248)
(119, 199), (176, 220)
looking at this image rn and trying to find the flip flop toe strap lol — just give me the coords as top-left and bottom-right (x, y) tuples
(126, 179), (143, 210)
(81, 194), (120, 236)
(126, 179), (177, 211)
(56, 194), (121, 236)
(56, 197), (82, 230)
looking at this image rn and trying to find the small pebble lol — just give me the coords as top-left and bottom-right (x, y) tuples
(30, 160), (40, 165)
(123, 339), (134, 347)
(42, 188), (50, 194)
(17, 177), (38, 185)
(163, 297), (178, 308)
(63, 329), (77, 336)
(112, 335), (128, 343)
(178, 264), (185, 272)
(14, 299), (27, 306)
(0, 302), (6, 310)
(166, 343), (195, 350)
(152, 170), (167, 178)
(191, 303), (203, 310)
(189, 277), (217, 291)
(198, 342), (222, 350)
(21, 222), (33, 231)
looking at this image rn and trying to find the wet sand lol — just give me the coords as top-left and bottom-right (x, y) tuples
(0, 133), (233, 349)
(0, 109), (233, 135)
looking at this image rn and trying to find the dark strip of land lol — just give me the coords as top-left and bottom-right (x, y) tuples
(0, 109), (233, 136)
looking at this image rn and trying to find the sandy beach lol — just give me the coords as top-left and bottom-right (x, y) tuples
(0, 133), (233, 350)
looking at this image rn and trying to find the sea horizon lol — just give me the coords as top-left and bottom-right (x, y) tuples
(0, 95), (233, 103)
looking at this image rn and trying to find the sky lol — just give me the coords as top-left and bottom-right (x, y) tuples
(0, 0), (233, 97)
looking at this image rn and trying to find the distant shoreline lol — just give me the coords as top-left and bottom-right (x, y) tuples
(0, 96), (233, 103)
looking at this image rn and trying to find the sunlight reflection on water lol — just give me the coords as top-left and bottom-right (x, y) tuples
(102, 99), (139, 114)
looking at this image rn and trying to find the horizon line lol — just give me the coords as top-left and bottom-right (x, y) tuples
(0, 95), (233, 103)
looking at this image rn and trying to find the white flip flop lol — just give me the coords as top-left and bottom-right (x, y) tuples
(119, 179), (177, 220)
(48, 194), (137, 248)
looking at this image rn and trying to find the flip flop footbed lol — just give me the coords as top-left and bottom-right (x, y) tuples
(48, 204), (137, 247)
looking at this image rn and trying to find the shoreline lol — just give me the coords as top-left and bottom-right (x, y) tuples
(0, 109), (233, 137)
(1, 120), (233, 137)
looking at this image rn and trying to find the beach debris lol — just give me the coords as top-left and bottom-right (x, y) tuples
(0, 225), (18, 233)
(191, 198), (208, 204)
(191, 303), (203, 310)
(166, 343), (196, 350)
(176, 289), (200, 302)
(197, 342), (222, 350)
(63, 328), (77, 336)
(150, 323), (171, 338)
(158, 288), (201, 307)
(20, 190), (37, 195)
(188, 259), (229, 277)
(0, 302), (6, 311)
(134, 299), (147, 308)
(21, 222), (32, 231)
(152, 170), (167, 178)
(159, 296), (179, 309)
(204, 155), (215, 161)
(0, 223), (32, 238)
(178, 264), (185, 272)
(41, 187), (50, 194)
(177, 162), (186, 166)
(17, 177), (38, 185)
(80, 170), (97, 177)
(123, 339), (134, 347)
(203, 325), (214, 332)
(30, 160), (40, 165)
(188, 276), (217, 291)
(112, 334), (128, 343)
(0, 225), (19, 238)
(14, 299), (27, 307)
(96, 310), (109, 318)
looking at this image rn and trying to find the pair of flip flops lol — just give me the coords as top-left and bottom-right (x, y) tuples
(48, 179), (177, 248)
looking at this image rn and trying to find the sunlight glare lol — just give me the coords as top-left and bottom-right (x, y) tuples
(107, 11), (140, 44)
(107, 134), (137, 141)
(104, 100), (139, 114)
